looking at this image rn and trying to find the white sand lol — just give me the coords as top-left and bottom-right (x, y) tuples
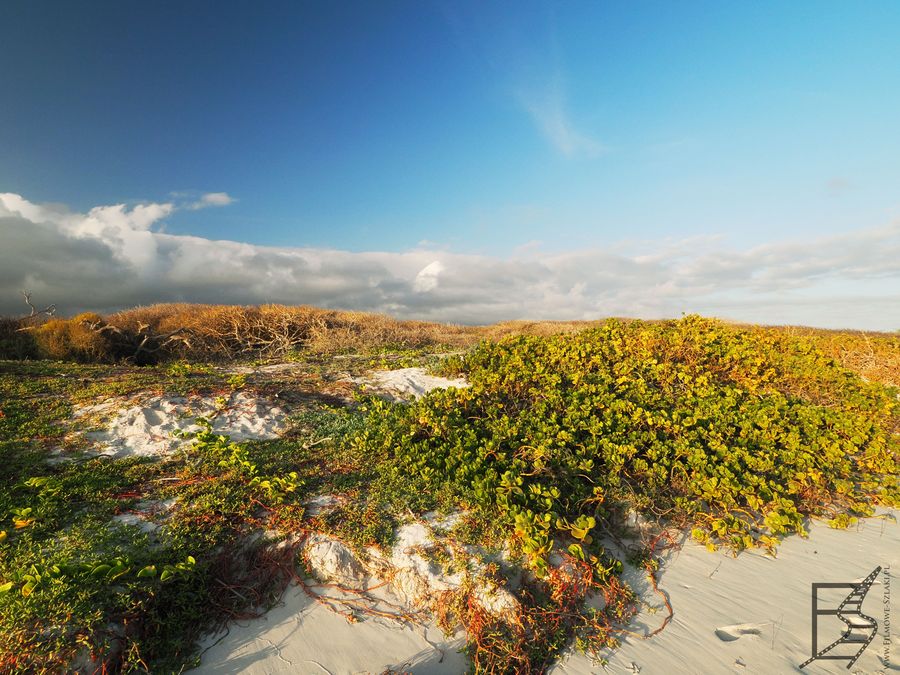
(194, 514), (515, 675)
(296, 516), (516, 616)
(196, 525), (473, 675)
(353, 367), (469, 402)
(195, 583), (468, 675)
(553, 511), (898, 674)
(74, 391), (287, 459)
(194, 513), (897, 674)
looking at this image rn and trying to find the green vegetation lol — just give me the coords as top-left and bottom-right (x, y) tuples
(351, 315), (899, 669)
(0, 355), (387, 672)
(0, 311), (897, 673)
(0, 361), (298, 672)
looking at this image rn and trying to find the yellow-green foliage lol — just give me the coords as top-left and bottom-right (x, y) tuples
(5, 304), (898, 382)
(31, 313), (113, 362)
(179, 418), (303, 505)
(357, 316), (899, 575)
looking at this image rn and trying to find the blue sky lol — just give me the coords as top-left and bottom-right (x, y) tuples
(1, 1), (898, 328)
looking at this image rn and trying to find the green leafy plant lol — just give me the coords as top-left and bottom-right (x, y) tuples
(165, 361), (214, 377)
(160, 555), (196, 582)
(182, 417), (306, 505)
(227, 373), (247, 390)
(353, 315), (899, 669)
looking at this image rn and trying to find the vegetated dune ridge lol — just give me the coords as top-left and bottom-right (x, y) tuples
(0, 304), (896, 673)
(2, 302), (897, 383)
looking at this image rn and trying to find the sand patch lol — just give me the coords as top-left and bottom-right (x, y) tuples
(302, 494), (343, 518)
(195, 514), (517, 674)
(111, 498), (177, 536)
(195, 582), (467, 674)
(552, 511), (898, 674)
(353, 367), (469, 402)
(297, 515), (517, 617)
(72, 391), (287, 460)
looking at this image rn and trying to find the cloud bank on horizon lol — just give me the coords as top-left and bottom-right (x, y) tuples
(1, 192), (897, 331)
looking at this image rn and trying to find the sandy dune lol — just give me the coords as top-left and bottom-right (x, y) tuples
(195, 512), (897, 674)
(59, 371), (897, 674)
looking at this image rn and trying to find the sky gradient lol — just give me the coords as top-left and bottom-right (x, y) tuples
(1, 1), (898, 329)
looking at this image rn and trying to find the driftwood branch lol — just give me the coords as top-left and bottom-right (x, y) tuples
(20, 291), (56, 320)
(130, 326), (190, 361)
(80, 316), (190, 363)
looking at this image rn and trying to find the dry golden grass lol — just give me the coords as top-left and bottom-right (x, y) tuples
(107, 303), (480, 360)
(479, 319), (597, 339)
(766, 325), (900, 387)
(29, 313), (112, 363)
(2, 303), (897, 387)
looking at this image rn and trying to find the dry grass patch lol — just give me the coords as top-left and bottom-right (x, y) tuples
(779, 327), (899, 387)
(109, 303), (479, 361)
(2, 303), (898, 390)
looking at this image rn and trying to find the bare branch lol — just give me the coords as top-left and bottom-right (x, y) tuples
(22, 291), (35, 317)
(20, 290), (56, 320)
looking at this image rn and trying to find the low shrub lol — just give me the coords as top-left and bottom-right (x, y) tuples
(109, 303), (477, 361)
(0, 318), (37, 360)
(3, 303), (897, 384)
(352, 315), (899, 668)
(31, 313), (115, 362)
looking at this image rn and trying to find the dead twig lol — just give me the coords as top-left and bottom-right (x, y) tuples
(21, 290), (56, 319)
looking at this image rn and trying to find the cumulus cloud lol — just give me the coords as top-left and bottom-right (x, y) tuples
(0, 192), (898, 330)
(413, 261), (444, 293)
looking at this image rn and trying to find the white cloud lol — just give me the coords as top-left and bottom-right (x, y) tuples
(445, 6), (604, 159)
(413, 261), (444, 292)
(189, 192), (235, 210)
(0, 192), (898, 331)
(518, 76), (604, 158)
